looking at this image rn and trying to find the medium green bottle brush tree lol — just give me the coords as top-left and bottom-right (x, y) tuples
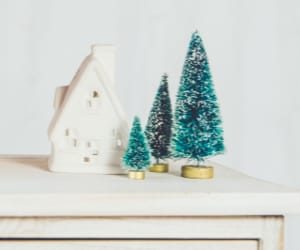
(145, 73), (173, 165)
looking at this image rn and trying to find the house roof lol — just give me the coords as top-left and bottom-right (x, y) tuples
(48, 45), (128, 140)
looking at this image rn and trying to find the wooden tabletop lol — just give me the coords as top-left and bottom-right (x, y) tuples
(0, 156), (299, 216)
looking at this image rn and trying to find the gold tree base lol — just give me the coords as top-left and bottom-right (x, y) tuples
(181, 165), (214, 179)
(128, 170), (145, 180)
(149, 163), (169, 173)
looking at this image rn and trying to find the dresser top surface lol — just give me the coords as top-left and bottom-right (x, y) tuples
(0, 155), (299, 216)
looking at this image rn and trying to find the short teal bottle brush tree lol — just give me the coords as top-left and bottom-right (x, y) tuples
(123, 116), (151, 180)
(145, 73), (173, 173)
(172, 31), (225, 179)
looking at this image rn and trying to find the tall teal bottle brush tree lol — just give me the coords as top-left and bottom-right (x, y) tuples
(145, 73), (173, 173)
(172, 31), (225, 179)
(123, 116), (151, 180)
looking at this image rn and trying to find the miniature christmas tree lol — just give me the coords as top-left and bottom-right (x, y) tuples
(145, 74), (172, 172)
(172, 31), (224, 178)
(123, 116), (150, 179)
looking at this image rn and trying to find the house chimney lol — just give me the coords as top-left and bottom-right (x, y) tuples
(91, 44), (115, 85)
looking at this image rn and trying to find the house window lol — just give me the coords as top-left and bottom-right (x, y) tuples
(86, 91), (100, 109)
(92, 150), (99, 156)
(87, 141), (97, 148)
(117, 139), (122, 147)
(92, 90), (99, 98)
(65, 128), (77, 137)
(83, 156), (90, 163)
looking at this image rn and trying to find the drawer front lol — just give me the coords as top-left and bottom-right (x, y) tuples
(0, 240), (258, 250)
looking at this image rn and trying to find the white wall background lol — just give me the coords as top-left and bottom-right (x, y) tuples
(0, 0), (299, 248)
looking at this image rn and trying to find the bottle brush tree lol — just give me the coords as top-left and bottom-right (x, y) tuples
(145, 73), (173, 164)
(122, 116), (151, 171)
(172, 31), (225, 166)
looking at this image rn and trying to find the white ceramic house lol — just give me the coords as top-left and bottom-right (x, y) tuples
(48, 45), (129, 174)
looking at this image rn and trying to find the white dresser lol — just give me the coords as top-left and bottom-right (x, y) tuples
(0, 156), (299, 250)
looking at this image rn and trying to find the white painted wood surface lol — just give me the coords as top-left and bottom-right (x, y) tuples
(0, 240), (258, 250)
(0, 156), (288, 250)
(0, 156), (299, 216)
(0, 216), (281, 240)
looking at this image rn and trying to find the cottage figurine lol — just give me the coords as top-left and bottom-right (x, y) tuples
(48, 45), (129, 174)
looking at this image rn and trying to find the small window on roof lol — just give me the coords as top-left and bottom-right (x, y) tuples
(92, 91), (99, 98)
